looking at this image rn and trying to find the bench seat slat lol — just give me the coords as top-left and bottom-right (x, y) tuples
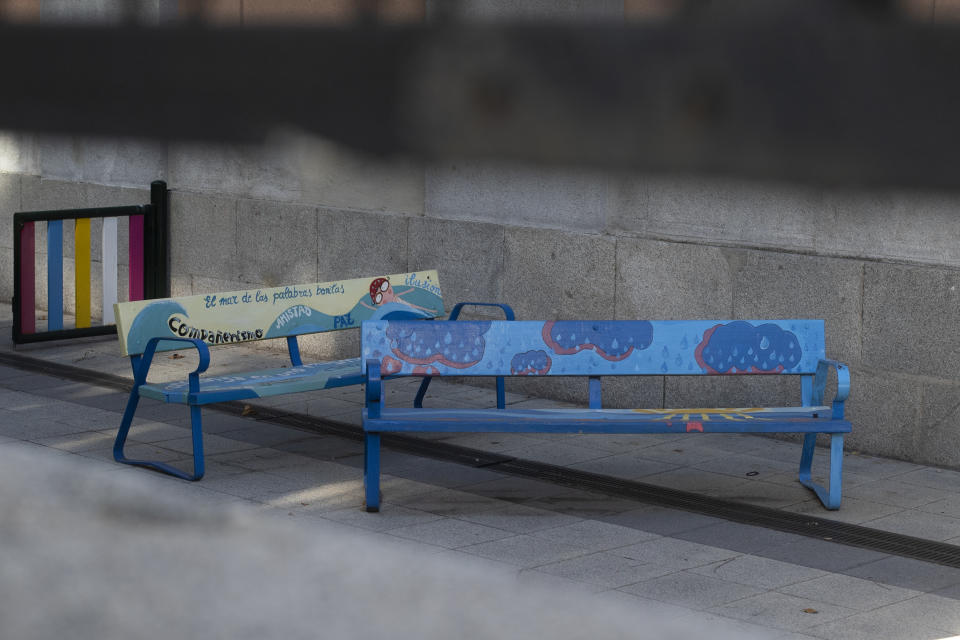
(140, 357), (362, 404)
(364, 406), (851, 434)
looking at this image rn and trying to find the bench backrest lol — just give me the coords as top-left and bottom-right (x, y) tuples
(362, 319), (825, 377)
(116, 271), (444, 357)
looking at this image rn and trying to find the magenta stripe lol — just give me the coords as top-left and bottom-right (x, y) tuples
(128, 214), (144, 301)
(19, 222), (36, 334)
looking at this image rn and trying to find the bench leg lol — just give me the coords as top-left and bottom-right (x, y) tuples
(113, 388), (205, 481)
(798, 433), (843, 510)
(364, 432), (381, 512)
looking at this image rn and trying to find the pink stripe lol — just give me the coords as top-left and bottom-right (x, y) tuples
(19, 222), (35, 334)
(128, 214), (144, 301)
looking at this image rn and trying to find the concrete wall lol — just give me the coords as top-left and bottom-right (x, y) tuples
(4, 0), (960, 468)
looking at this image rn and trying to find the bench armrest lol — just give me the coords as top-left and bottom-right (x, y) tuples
(448, 302), (516, 321)
(135, 337), (212, 395)
(813, 358), (850, 419)
(365, 358), (383, 419)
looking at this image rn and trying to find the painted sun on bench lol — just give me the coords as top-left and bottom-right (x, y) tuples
(631, 407), (766, 421)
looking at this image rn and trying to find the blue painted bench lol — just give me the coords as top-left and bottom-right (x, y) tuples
(362, 319), (851, 512)
(111, 270), (513, 480)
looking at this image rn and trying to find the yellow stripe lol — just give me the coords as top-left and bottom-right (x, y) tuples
(75, 218), (91, 328)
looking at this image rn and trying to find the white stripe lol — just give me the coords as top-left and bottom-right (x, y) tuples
(102, 217), (118, 324)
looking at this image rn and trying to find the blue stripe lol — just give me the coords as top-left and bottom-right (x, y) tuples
(46, 220), (63, 331)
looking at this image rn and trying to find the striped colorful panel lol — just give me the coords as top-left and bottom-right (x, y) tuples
(128, 214), (144, 301)
(362, 320), (827, 377)
(102, 217), (118, 324)
(47, 220), (64, 331)
(74, 218), (91, 328)
(18, 221), (36, 335)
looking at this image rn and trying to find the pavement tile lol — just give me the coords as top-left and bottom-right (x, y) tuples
(153, 433), (261, 456)
(9, 419), (104, 441)
(918, 494), (960, 519)
(255, 458), (358, 482)
(781, 496), (906, 525)
(523, 489), (643, 518)
(0, 373), (75, 392)
(804, 607), (953, 640)
(625, 441), (730, 466)
(78, 443), (188, 466)
(529, 519), (660, 552)
(755, 538), (891, 573)
(321, 503), (442, 533)
(209, 448), (319, 472)
(0, 364), (25, 380)
(170, 411), (264, 434)
(33, 430), (118, 452)
(276, 438), (363, 461)
(638, 467), (757, 497)
(392, 488), (505, 517)
(619, 570), (764, 609)
(845, 478), (953, 509)
(726, 479), (821, 509)
(457, 502), (582, 534)
(382, 457), (507, 489)
(861, 509), (960, 541)
(460, 533), (589, 568)
(673, 521), (808, 555)
(870, 593), (960, 632)
(498, 441), (611, 466)
(109, 420), (189, 443)
(689, 555), (826, 590)
(266, 478), (366, 512)
(610, 536), (741, 570)
(515, 569), (603, 594)
(840, 456), (925, 481)
(440, 432), (549, 453)
(692, 452), (799, 479)
(896, 465), (960, 490)
(216, 425), (318, 448)
(778, 574), (923, 611)
(601, 505), (726, 536)
(842, 556), (960, 593)
(458, 475), (573, 503)
(388, 518), (515, 549)
(567, 452), (680, 479)
(535, 551), (677, 589)
(708, 592), (856, 633)
(934, 581), (960, 600)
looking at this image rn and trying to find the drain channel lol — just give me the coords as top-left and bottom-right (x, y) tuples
(4, 350), (960, 568)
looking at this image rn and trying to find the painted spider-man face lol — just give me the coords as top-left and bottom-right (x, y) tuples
(370, 278), (390, 304)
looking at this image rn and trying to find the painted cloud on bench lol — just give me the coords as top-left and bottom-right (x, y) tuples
(511, 350), (552, 375)
(381, 321), (491, 375)
(543, 321), (654, 361)
(695, 321), (803, 374)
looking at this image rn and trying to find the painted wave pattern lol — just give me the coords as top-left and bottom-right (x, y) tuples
(124, 300), (190, 354)
(264, 298), (438, 339)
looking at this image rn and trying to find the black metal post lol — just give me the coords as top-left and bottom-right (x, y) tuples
(148, 180), (169, 299)
(12, 216), (23, 343)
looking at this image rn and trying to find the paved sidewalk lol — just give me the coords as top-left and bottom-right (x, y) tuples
(2, 302), (960, 639)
